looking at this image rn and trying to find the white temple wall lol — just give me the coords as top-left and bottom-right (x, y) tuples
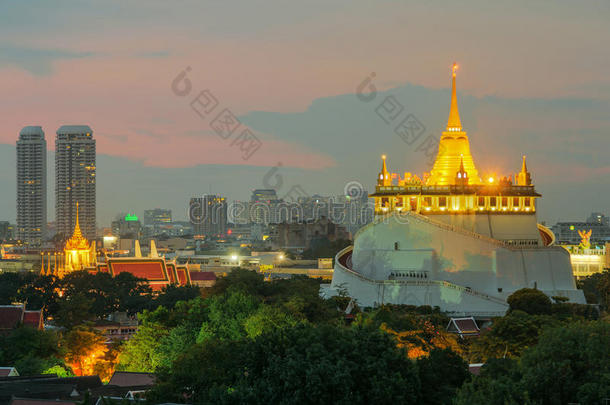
(347, 214), (585, 307)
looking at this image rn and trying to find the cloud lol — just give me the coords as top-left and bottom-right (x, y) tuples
(0, 46), (93, 76)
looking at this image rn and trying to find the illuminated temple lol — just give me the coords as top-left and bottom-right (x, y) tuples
(328, 65), (585, 316)
(40, 203), (192, 290)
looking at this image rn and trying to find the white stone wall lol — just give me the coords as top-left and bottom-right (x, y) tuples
(332, 213), (586, 313)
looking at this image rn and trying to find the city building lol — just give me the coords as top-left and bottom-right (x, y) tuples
(0, 222), (14, 242)
(190, 195), (228, 237)
(111, 213), (142, 239)
(250, 189), (285, 224)
(552, 213), (610, 245)
(143, 208), (172, 226)
(16, 126), (47, 246)
(55, 125), (96, 240)
(564, 244), (608, 279)
(276, 217), (350, 250)
(326, 65), (586, 316)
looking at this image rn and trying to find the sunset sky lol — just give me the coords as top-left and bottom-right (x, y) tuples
(1, 0), (609, 225)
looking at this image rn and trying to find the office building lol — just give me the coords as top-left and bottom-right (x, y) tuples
(143, 209), (172, 226)
(190, 195), (227, 237)
(16, 126), (47, 245)
(55, 125), (96, 240)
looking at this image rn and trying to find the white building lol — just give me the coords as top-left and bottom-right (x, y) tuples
(325, 65), (585, 316)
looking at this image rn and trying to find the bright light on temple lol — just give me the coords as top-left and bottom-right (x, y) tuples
(371, 64), (538, 216)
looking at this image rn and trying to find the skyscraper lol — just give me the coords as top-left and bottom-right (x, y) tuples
(55, 125), (96, 240)
(190, 195), (227, 237)
(16, 126), (47, 245)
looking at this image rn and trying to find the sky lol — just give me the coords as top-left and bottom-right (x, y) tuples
(1, 0), (609, 226)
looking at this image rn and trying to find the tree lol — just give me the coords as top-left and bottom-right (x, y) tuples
(197, 291), (259, 342)
(469, 310), (555, 361)
(454, 359), (531, 405)
(54, 292), (95, 329)
(150, 325), (422, 404)
(62, 327), (108, 376)
(577, 270), (610, 310)
(519, 321), (610, 404)
(153, 284), (201, 310)
(416, 348), (470, 405)
(0, 327), (65, 375)
(0, 272), (23, 304)
(116, 322), (168, 372)
(506, 288), (552, 315)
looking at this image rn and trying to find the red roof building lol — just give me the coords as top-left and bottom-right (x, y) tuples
(176, 266), (191, 286)
(189, 271), (216, 288)
(0, 305), (43, 334)
(446, 317), (480, 338)
(0, 367), (19, 377)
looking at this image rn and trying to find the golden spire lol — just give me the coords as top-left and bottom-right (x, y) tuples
(459, 155), (465, 173)
(447, 63), (462, 131)
(517, 155), (532, 186)
(378, 155), (391, 186)
(426, 64), (481, 186)
(73, 201), (83, 239)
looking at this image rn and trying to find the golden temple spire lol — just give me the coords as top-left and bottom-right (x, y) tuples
(73, 201), (83, 239)
(516, 155), (532, 186)
(378, 155), (392, 186)
(447, 63), (462, 131)
(426, 64), (481, 186)
(459, 155), (465, 173)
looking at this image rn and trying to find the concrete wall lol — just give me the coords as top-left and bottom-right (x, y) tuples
(338, 213), (585, 312)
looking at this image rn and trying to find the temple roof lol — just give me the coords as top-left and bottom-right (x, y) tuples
(447, 63), (462, 131)
(65, 202), (89, 251)
(426, 64), (482, 186)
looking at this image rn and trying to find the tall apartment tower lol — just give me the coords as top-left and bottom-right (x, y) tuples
(190, 195), (227, 237)
(16, 126), (47, 245)
(55, 125), (96, 240)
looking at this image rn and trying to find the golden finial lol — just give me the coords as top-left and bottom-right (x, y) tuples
(447, 62), (462, 131)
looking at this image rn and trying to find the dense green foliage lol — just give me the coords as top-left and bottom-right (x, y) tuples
(0, 326), (68, 376)
(151, 325), (422, 404)
(0, 270), (201, 328)
(577, 269), (610, 310)
(506, 288), (552, 315)
(2, 270), (608, 403)
(457, 322), (610, 404)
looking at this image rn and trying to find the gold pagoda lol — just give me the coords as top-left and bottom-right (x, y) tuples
(41, 202), (96, 277)
(372, 64), (540, 218)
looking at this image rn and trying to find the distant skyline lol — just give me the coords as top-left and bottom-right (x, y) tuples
(1, 0), (609, 226)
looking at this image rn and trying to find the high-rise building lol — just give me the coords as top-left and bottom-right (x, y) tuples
(16, 126), (47, 245)
(143, 209), (172, 226)
(190, 195), (227, 237)
(55, 125), (96, 240)
(250, 189), (285, 224)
